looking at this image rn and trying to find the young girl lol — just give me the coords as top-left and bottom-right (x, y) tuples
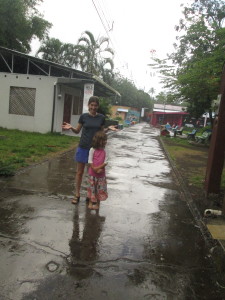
(87, 131), (108, 210)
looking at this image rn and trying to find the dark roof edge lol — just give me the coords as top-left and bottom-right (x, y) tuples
(0, 46), (92, 78)
(0, 46), (121, 97)
(92, 75), (121, 97)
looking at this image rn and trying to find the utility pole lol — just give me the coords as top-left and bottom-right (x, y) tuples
(204, 65), (225, 202)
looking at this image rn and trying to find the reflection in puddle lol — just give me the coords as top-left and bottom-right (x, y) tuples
(69, 205), (106, 280)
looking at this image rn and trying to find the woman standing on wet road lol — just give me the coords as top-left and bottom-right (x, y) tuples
(62, 96), (117, 204)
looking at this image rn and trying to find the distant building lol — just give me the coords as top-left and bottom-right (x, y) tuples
(148, 103), (189, 127)
(110, 105), (140, 125)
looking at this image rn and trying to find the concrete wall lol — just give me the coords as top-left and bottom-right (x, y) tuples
(0, 73), (83, 134)
(111, 105), (140, 120)
(0, 73), (56, 133)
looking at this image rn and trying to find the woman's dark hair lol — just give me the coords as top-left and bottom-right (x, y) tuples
(88, 96), (99, 106)
(92, 131), (107, 149)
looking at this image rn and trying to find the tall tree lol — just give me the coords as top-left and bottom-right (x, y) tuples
(150, 0), (225, 119)
(148, 87), (156, 99)
(75, 31), (114, 78)
(0, 0), (51, 53)
(37, 33), (115, 83)
(98, 98), (112, 117)
(99, 58), (115, 85)
(111, 74), (153, 109)
(37, 37), (79, 68)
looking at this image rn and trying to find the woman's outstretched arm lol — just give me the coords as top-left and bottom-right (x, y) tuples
(62, 122), (82, 134)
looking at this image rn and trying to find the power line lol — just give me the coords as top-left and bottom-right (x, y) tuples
(92, 0), (116, 49)
(98, 0), (127, 66)
(92, 0), (129, 73)
(95, 0), (112, 32)
(92, 0), (145, 88)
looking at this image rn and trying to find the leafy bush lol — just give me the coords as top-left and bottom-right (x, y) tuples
(0, 161), (16, 176)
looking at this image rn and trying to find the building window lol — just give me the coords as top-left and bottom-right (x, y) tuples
(9, 86), (36, 116)
(72, 95), (83, 115)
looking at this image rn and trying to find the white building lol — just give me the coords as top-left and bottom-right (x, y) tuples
(0, 47), (120, 133)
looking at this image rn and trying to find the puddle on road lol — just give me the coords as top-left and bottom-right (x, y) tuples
(1, 124), (224, 300)
(1, 151), (77, 196)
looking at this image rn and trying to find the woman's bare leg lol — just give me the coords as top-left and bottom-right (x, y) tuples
(75, 162), (85, 197)
(72, 162), (85, 204)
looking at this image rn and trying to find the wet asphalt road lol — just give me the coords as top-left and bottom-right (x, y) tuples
(0, 123), (225, 300)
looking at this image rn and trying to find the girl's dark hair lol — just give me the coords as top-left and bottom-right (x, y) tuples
(92, 131), (107, 149)
(88, 96), (99, 106)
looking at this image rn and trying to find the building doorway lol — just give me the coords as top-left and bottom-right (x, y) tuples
(63, 94), (72, 123)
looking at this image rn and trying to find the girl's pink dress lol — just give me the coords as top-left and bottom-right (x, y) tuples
(87, 148), (108, 202)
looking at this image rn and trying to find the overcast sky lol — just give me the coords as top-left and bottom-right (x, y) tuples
(32, 0), (192, 94)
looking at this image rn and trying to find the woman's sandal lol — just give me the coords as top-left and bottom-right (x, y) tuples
(71, 196), (80, 204)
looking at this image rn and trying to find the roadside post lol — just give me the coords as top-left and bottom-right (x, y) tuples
(204, 64), (225, 214)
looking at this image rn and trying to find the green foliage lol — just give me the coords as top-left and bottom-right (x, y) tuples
(0, 0), (51, 53)
(37, 28), (152, 110)
(75, 31), (114, 81)
(155, 91), (180, 105)
(150, 0), (225, 119)
(37, 29), (152, 110)
(37, 30), (115, 84)
(197, 125), (212, 135)
(36, 38), (79, 67)
(190, 175), (205, 188)
(113, 116), (123, 122)
(0, 160), (16, 176)
(111, 74), (153, 109)
(98, 98), (112, 117)
(0, 128), (79, 176)
(148, 87), (156, 97)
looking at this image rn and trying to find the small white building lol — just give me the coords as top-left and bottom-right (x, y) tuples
(0, 47), (120, 133)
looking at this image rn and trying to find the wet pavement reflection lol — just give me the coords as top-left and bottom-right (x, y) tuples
(0, 123), (225, 299)
(69, 206), (105, 280)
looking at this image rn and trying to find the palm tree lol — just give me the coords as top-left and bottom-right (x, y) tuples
(75, 31), (114, 77)
(99, 57), (115, 84)
(36, 38), (79, 68)
(148, 87), (156, 99)
(36, 32), (115, 79)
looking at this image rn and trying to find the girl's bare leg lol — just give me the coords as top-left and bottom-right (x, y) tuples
(91, 200), (100, 210)
(88, 200), (93, 209)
